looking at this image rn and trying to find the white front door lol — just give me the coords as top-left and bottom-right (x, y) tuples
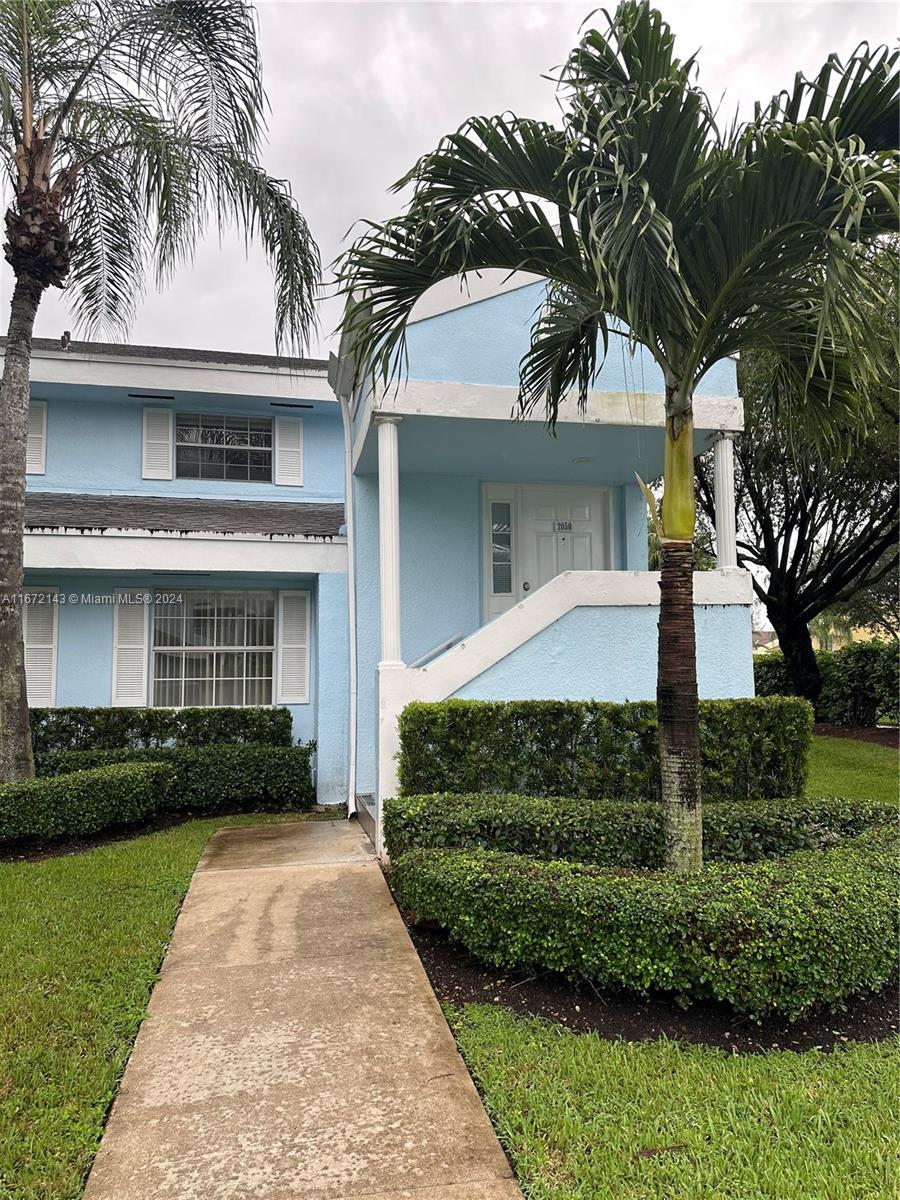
(484, 484), (613, 619)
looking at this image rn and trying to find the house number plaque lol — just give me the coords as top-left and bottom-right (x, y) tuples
(554, 521), (573, 533)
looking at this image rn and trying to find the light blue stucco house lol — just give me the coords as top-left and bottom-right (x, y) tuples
(13, 271), (752, 841)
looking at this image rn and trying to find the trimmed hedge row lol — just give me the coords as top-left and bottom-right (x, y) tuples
(398, 698), (812, 802)
(754, 641), (899, 726)
(36, 744), (316, 814)
(390, 826), (899, 1019)
(29, 705), (294, 752)
(384, 792), (895, 867)
(0, 763), (173, 841)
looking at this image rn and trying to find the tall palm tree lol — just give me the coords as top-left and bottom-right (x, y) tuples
(0, 0), (319, 783)
(338, 1), (897, 871)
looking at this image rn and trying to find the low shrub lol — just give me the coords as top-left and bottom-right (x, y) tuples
(390, 826), (899, 1019)
(754, 641), (899, 726)
(384, 792), (894, 866)
(29, 705), (294, 752)
(0, 763), (173, 842)
(398, 697), (812, 802)
(36, 744), (316, 814)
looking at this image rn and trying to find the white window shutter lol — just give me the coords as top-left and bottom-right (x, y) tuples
(277, 591), (310, 702)
(26, 401), (47, 474)
(142, 408), (173, 480)
(23, 588), (57, 706)
(112, 591), (148, 706)
(274, 416), (303, 486)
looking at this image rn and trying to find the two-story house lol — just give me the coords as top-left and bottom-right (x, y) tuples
(17, 340), (350, 803)
(12, 271), (753, 840)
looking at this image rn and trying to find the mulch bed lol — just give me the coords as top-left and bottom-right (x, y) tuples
(409, 924), (899, 1055)
(813, 722), (899, 748)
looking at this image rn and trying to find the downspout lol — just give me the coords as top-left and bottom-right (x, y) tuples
(338, 388), (358, 817)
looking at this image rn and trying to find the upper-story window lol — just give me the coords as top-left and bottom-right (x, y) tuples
(175, 413), (273, 482)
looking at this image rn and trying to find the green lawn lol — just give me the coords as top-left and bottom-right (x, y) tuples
(449, 1005), (899, 1200)
(806, 734), (898, 804)
(0, 814), (312, 1200)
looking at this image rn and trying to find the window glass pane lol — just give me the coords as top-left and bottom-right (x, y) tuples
(245, 650), (273, 679)
(245, 677), (272, 705)
(184, 678), (214, 706)
(200, 414), (226, 443)
(152, 590), (275, 708)
(492, 563), (512, 594)
(245, 593), (274, 646)
(491, 502), (511, 534)
(215, 678), (244, 706)
(184, 592), (215, 646)
(176, 415), (200, 442)
(224, 417), (250, 446)
(216, 593), (246, 645)
(199, 447), (225, 478)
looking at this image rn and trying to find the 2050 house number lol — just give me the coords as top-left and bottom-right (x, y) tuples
(554, 520), (573, 533)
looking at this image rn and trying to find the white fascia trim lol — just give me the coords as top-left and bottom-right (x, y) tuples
(391, 568), (752, 706)
(25, 531), (348, 574)
(351, 387), (376, 472)
(21, 352), (336, 404)
(373, 379), (744, 434)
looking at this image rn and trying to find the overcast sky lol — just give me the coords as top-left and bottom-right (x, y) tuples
(4, 0), (896, 358)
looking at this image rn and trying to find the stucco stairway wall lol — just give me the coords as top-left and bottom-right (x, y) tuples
(453, 604), (754, 701)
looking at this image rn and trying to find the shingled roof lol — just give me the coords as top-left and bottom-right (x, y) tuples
(2, 337), (327, 373)
(25, 493), (344, 539)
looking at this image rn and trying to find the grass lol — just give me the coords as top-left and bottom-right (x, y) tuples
(444, 733), (899, 1200)
(806, 734), (898, 804)
(449, 1004), (899, 1200)
(0, 813), (312, 1200)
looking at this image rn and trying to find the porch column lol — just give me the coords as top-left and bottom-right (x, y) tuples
(713, 432), (738, 569)
(376, 414), (404, 666)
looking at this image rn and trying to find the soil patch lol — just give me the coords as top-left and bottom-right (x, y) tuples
(814, 723), (899, 748)
(410, 924), (898, 1054)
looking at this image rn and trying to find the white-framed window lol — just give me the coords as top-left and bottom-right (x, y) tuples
(148, 588), (314, 705)
(151, 590), (276, 707)
(175, 413), (274, 482)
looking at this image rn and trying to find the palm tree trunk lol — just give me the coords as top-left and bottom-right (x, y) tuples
(658, 406), (702, 873)
(0, 273), (44, 782)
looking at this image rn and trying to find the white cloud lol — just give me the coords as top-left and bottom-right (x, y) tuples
(4, 0), (895, 357)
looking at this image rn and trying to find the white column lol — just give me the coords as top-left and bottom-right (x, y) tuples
(714, 432), (738, 569)
(376, 414), (404, 666)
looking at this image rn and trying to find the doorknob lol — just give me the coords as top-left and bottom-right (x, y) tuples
(522, 581), (531, 592)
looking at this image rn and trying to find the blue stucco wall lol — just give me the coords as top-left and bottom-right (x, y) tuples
(405, 283), (739, 397)
(29, 391), (344, 503)
(453, 604), (754, 701)
(22, 569), (350, 803)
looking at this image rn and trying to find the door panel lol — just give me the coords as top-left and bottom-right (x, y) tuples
(519, 485), (611, 597)
(484, 483), (612, 620)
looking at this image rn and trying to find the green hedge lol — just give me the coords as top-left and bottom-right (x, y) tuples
(390, 827), (899, 1020)
(398, 698), (812, 802)
(754, 641), (899, 726)
(384, 792), (894, 867)
(36, 744), (316, 814)
(29, 705), (294, 752)
(0, 763), (173, 842)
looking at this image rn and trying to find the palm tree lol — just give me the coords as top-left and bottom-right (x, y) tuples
(0, 0), (319, 783)
(338, 1), (897, 871)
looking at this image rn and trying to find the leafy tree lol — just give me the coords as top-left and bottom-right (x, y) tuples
(697, 250), (898, 704)
(337, 1), (898, 871)
(0, 0), (319, 782)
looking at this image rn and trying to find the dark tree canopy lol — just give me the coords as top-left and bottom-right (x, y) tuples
(697, 247), (899, 701)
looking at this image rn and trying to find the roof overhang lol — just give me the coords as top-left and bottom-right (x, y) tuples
(25, 528), (347, 574)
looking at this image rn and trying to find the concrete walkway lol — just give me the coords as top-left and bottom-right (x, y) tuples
(84, 820), (521, 1200)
